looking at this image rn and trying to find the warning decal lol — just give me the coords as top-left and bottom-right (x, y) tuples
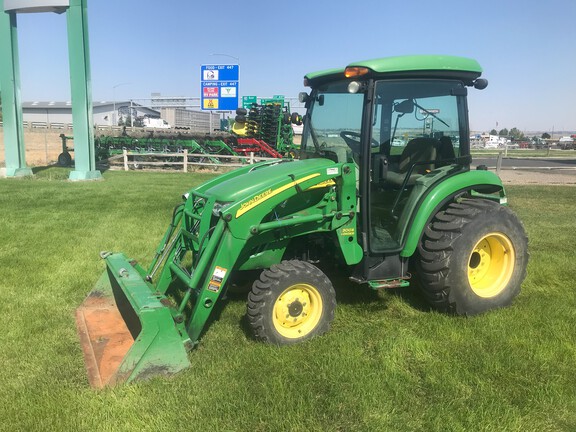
(207, 266), (228, 293)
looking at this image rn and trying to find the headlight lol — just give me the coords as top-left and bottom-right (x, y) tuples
(212, 202), (231, 217)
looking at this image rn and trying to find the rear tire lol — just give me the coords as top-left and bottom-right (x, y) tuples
(417, 199), (528, 315)
(247, 260), (336, 344)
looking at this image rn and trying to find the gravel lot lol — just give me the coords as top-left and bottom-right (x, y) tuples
(497, 169), (576, 186)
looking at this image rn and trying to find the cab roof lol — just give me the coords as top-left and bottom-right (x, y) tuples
(304, 55), (483, 87)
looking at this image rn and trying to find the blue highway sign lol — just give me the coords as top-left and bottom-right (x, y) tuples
(201, 64), (239, 111)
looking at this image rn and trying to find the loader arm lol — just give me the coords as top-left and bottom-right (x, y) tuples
(76, 158), (361, 387)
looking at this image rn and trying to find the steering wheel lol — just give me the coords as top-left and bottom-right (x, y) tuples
(340, 131), (379, 154)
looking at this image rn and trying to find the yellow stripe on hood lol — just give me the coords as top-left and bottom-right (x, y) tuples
(236, 173), (320, 218)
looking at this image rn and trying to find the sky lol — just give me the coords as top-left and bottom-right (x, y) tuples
(9, 0), (576, 133)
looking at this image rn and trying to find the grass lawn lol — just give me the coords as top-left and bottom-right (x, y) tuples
(0, 168), (574, 431)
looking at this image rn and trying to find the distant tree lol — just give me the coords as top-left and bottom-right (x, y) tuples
(489, 129), (497, 135)
(509, 127), (525, 140)
(541, 132), (551, 139)
(499, 128), (509, 136)
(0, 93), (2, 122)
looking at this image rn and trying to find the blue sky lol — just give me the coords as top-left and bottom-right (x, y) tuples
(11, 0), (576, 132)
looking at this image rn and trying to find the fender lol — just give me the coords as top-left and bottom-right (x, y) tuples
(400, 169), (505, 258)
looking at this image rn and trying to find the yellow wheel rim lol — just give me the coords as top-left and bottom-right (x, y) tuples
(468, 232), (515, 298)
(272, 283), (323, 339)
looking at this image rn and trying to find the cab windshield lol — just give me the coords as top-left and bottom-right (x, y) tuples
(300, 80), (364, 163)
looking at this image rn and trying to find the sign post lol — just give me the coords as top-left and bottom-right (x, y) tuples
(201, 64), (239, 111)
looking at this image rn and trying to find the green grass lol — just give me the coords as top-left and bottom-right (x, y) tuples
(0, 168), (575, 431)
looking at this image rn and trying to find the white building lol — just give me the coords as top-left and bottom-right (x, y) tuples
(21, 101), (161, 127)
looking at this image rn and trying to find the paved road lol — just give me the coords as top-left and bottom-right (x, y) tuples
(472, 156), (576, 170)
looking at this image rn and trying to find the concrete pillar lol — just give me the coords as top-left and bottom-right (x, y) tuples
(66, 0), (101, 180)
(0, 3), (33, 177)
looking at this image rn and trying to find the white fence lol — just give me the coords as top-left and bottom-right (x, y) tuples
(109, 149), (277, 172)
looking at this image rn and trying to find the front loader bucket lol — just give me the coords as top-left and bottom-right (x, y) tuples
(76, 254), (191, 388)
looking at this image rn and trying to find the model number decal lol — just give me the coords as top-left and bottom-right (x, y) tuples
(341, 228), (355, 236)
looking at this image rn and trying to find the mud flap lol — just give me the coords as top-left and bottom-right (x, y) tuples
(76, 254), (191, 388)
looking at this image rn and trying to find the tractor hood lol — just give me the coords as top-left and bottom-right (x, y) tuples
(197, 158), (341, 205)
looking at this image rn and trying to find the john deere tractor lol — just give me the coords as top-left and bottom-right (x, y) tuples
(76, 55), (528, 387)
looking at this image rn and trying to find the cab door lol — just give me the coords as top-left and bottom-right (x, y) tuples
(365, 79), (469, 254)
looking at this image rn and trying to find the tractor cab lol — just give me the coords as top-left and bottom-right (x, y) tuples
(299, 55), (489, 280)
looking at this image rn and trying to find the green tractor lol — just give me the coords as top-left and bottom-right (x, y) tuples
(76, 55), (528, 387)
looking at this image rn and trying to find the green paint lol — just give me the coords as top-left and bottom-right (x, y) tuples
(347, 55), (482, 75)
(305, 55), (482, 86)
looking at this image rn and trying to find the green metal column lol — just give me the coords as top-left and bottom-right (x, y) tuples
(66, 0), (101, 180)
(0, 3), (33, 177)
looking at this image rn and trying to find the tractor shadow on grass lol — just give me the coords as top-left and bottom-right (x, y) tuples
(226, 266), (433, 342)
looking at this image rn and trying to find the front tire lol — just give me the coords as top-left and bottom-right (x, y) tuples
(417, 199), (528, 315)
(247, 260), (336, 345)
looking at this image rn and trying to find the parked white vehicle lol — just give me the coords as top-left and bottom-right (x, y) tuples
(143, 117), (171, 128)
(484, 134), (509, 148)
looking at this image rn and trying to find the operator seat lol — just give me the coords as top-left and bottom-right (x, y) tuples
(387, 137), (438, 186)
(436, 136), (456, 167)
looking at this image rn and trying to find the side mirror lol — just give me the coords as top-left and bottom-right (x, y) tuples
(474, 79), (489, 90)
(394, 99), (414, 114)
(298, 92), (309, 103)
